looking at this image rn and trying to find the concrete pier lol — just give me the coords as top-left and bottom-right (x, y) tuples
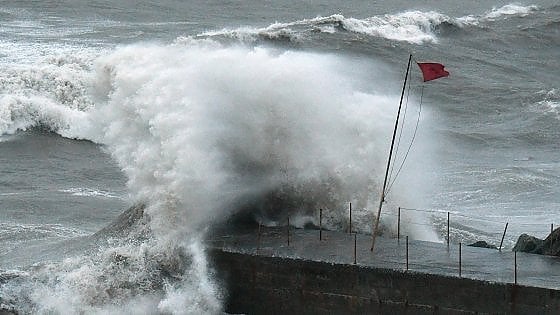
(208, 226), (560, 314)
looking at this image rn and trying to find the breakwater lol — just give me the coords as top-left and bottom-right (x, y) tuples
(208, 226), (560, 314)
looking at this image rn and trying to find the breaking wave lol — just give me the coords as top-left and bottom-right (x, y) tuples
(198, 4), (539, 45)
(199, 12), (455, 44)
(0, 50), (97, 136)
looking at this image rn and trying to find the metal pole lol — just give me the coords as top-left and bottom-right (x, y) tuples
(552, 223), (554, 234)
(371, 54), (413, 252)
(397, 207), (401, 242)
(353, 233), (357, 265)
(514, 250), (518, 285)
(447, 212), (450, 246)
(320, 208), (323, 241)
(287, 216), (290, 246)
(459, 242), (462, 277)
(406, 235), (409, 271)
(499, 222), (509, 251)
(349, 202), (352, 234)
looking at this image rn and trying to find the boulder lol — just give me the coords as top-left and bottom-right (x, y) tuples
(468, 241), (497, 250)
(513, 233), (544, 254)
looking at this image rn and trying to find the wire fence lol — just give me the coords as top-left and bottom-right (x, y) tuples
(207, 204), (560, 289)
(394, 206), (556, 248)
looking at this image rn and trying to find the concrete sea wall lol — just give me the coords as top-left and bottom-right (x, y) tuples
(210, 249), (560, 314)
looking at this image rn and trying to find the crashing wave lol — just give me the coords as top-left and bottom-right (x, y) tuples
(198, 12), (457, 44)
(0, 53), (95, 136)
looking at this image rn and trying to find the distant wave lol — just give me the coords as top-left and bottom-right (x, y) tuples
(198, 4), (539, 45)
(483, 4), (538, 20)
(199, 12), (455, 44)
(59, 187), (122, 199)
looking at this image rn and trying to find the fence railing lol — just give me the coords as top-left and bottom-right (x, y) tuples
(207, 204), (560, 289)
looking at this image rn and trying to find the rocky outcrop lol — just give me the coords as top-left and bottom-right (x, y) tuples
(540, 228), (560, 256)
(92, 203), (149, 240)
(468, 241), (497, 249)
(513, 228), (560, 256)
(513, 233), (544, 254)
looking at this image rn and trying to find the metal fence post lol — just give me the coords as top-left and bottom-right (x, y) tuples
(287, 217), (290, 246)
(514, 250), (518, 285)
(353, 233), (357, 265)
(319, 208), (323, 241)
(406, 235), (409, 271)
(459, 242), (462, 277)
(447, 212), (450, 246)
(397, 207), (401, 242)
(349, 202), (352, 234)
(257, 223), (261, 252)
(499, 222), (509, 251)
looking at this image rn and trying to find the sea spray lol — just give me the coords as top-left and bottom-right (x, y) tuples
(86, 38), (436, 233)
(1, 38), (440, 313)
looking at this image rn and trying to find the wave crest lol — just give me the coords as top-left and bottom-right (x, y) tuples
(199, 12), (456, 44)
(0, 54), (94, 136)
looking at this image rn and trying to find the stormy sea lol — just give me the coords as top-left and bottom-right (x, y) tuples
(1, 0), (559, 313)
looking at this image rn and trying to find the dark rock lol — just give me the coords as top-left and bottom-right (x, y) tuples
(540, 228), (560, 256)
(513, 228), (560, 256)
(92, 203), (149, 239)
(513, 233), (544, 254)
(468, 241), (497, 250)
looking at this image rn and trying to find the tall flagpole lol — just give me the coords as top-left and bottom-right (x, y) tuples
(371, 54), (413, 252)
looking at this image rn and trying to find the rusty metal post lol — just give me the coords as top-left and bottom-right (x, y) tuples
(447, 212), (450, 246)
(499, 222), (509, 251)
(459, 242), (462, 277)
(405, 236), (409, 271)
(353, 233), (357, 265)
(319, 208), (323, 241)
(397, 207), (401, 242)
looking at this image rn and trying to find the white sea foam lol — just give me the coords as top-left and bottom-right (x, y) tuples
(82, 38), (437, 234)
(0, 223), (87, 242)
(533, 89), (560, 118)
(0, 47), (98, 136)
(483, 4), (538, 20)
(59, 187), (121, 199)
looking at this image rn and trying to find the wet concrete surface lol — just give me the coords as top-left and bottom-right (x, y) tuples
(207, 225), (560, 289)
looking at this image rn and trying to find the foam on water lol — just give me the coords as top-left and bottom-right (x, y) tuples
(59, 188), (122, 199)
(484, 4), (538, 20)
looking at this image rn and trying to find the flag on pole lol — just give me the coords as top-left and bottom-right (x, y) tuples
(416, 62), (449, 82)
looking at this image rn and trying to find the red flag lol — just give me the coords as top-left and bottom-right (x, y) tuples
(416, 62), (449, 82)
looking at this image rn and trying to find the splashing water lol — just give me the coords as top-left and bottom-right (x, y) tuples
(1, 38), (440, 313)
